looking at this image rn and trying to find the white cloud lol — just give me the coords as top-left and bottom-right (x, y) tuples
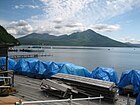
(15, 5), (39, 9)
(39, 0), (49, 3)
(38, 0), (140, 24)
(28, 0), (139, 35)
(15, 20), (28, 26)
(63, 23), (85, 34)
(39, 0), (92, 22)
(120, 37), (140, 44)
(65, 23), (83, 28)
(91, 24), (120, 32)
(78, 0), (138, 23)
(4, 0), (140, 37)
(54, 25), (62, 29)
(31, 15), (39, 19)
(6, 20), (33, 36)
(32, 21), (85, 35)
(53, 18), (63, 23)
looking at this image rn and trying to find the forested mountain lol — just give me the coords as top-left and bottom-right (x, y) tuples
(0, 25), (19, 45)
(18, 29), (132, 47)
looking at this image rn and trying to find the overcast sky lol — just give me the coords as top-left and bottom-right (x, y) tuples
(0, 0), (140, 43)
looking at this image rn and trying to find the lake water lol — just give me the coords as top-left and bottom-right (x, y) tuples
(11, 46), (140, 77)
(35, 46), (140, 77)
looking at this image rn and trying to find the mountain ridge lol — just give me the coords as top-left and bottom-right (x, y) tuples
(0, 25), (20, 45)
(18, 29), (133, 47)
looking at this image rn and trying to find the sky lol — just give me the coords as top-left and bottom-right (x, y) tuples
(0, 0), (140, 44)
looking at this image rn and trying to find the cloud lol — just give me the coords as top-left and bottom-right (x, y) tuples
(6, 20), (33, 36)
(26, 0), (139, 36)
(53, 18), (63, 24)
(39, 0), (49, 3)
(4, 0), (140, 37)
(15, 5), (39, 9)
(59, 22), (85, 34)
(78, 0), (137, 23)
(54, 25), (62, 29)
(39, 0), (91, 22)
(38, 0), (140, 24)
(31, 15), (39, 19)
(65, 23), (83, 28)
(31, 20), (85, 35)
(91, 24), (120, 32)
(120, 37), (140, 44)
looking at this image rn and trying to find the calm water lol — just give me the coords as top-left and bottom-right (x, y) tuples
(11, 46), (140, 77)
(40, 47), (140, 77)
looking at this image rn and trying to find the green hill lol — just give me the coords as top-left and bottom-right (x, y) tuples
(18, 29), (132, 47)
(0, 25), (20, 45)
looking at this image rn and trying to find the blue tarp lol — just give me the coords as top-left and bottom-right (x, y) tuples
(15, 58), (60, 78)
(35, 61), (60, 78)
(34, 61), (48, 78)
(15, 58), (39, 77)
(44, 62), (60, 78)
(118, 70), (140, 94)
(0, 57), (17, 70)
(58, 63), (91, 77)
(90, 67), (118, 84)
(135, 92), (140, 105)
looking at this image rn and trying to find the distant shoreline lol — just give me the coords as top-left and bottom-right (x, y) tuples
(13, 45), (140, 50)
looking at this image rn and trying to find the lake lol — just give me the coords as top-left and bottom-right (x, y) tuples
(11, 46), (140, 77)
(36, 46), (140, 77)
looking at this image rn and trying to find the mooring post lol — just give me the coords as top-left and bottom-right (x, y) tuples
(99, 94), (102, 105)
(69, 94), (73, 105)
(15, 99), (23, 105)
(127, 94), (130, 105)
(88, 97), (90, 105)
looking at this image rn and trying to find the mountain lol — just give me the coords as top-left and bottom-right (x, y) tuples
(18, 29), (132, 47)
(0, 25), (20, 45)
(131, 44), (140, 47)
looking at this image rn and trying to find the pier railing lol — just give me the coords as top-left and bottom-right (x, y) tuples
(15, 95), (104, 105)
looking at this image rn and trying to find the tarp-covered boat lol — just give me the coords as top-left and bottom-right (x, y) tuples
(58, 63), (91, 77)
(35, 61), (60, 78)
(118, 70), (140, 94)
(0, 57), (17, 70)
(91, 67), (118, 84)
(14, 58), (39, 77)
(14, 59), (91, 78)
(135, 92), (140, 105)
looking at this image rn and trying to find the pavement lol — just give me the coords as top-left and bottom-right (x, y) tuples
(12, 75), (136, 105)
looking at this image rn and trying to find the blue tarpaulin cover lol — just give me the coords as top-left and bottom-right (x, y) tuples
(34, 61), (48, 78)
(90, 67), (118, 84)
(0, 57), (17, 70)
(35, 61), (60, 78)
(15, 58), (39, 76)
(118, 70), (140, 94)
(58, 63), (91, 77)
(135, 92), (140, 105)
(14, 58), (92, 78)
(15, 58), (60, 78)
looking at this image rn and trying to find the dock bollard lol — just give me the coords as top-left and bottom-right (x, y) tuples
(69, 95), (73, 105)
(88, 97), (90, 105)
(127, 94), (130, 105)
(15, 99), (23, 105)
(99, 94), (102, 105)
